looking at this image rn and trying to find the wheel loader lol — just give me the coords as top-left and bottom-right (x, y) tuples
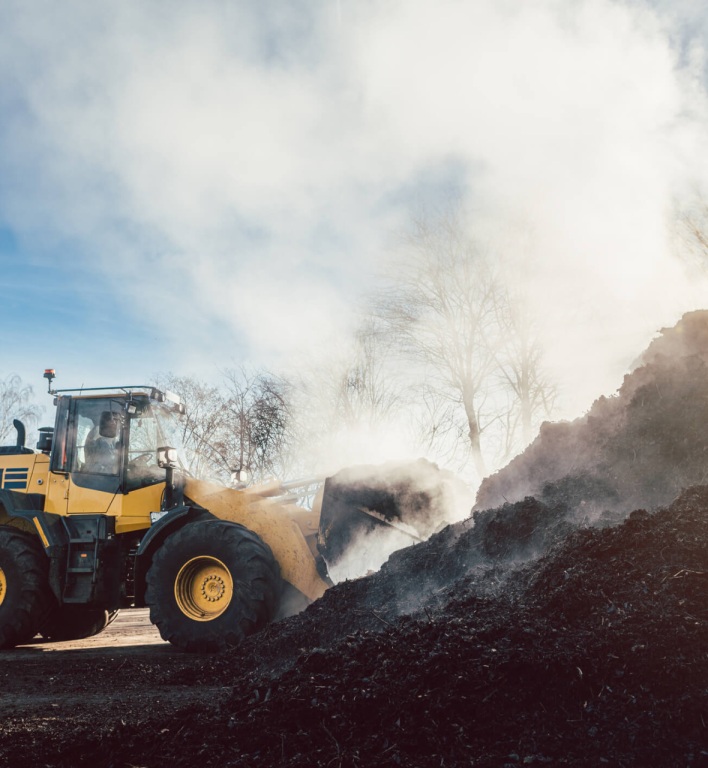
(0, 371), (461, 652)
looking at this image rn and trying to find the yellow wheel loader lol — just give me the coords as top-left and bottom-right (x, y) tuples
(0, 371), (462, 652)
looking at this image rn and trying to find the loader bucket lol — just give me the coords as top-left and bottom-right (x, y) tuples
(317, 459), (472, 575)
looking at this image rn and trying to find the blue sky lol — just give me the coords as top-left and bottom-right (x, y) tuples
(0, 226), (175, 390)
(2, 0), (708, 419)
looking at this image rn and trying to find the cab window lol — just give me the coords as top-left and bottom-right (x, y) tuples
(71, 399), (123, 477)
(125, 410), (165, 491)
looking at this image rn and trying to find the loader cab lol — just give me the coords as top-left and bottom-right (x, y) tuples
(46, 387), (188, 528)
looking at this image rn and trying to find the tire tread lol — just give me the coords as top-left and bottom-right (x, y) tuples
(145, 519), (282, 652)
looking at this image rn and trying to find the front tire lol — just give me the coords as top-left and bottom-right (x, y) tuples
(145, 519), (281, 652)
(0, 526), (52, 648)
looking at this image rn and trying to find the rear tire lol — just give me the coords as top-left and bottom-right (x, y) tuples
(39, 607), (119, 642)
(145, 519), (281, 652)
(0, 526), (52, 648)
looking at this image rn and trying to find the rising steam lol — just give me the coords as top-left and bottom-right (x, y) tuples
(2, 0), (708, 423)
(319, 458), (473, 582)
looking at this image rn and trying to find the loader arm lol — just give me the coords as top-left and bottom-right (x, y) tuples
(183, 477), (329, 602)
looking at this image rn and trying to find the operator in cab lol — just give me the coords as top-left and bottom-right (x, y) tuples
(84, 410), (122, 474)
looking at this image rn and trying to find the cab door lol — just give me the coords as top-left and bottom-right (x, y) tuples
(46, 396), (127, 517)
(44, 395), (71, 516)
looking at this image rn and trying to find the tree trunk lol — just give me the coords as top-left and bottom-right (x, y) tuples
(464, 401), (486, 480)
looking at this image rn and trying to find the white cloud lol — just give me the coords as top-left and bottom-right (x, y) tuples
(1, 0), (708, 418)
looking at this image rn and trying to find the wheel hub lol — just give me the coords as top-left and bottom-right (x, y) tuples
(174, 556), (233, 621)
(0, 566), (5, 608)
(201, 574), (226, 602)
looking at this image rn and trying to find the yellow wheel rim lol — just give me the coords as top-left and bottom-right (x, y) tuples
(0, 566), (5, 608)
(174, 556), (233, 621)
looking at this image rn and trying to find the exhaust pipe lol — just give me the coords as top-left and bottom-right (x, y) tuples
(13, 419), (26, 450)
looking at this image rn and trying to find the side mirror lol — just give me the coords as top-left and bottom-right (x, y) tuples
(157, 446), (179, 469)
(158, 446), (184, 511)
(36, 427), (54, 454)
(125, 401), (144, 416)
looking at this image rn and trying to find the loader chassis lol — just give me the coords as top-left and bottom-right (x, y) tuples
(0, 386), (331, 651)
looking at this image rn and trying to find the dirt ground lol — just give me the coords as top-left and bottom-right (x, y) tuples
(1, 311), (708, 767)
(0, 610), (215, 723)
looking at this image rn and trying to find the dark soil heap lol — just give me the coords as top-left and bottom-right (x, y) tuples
(477, 309), (708, 516)
(2, 311), (708, 767)
(6, 486), (705, 768)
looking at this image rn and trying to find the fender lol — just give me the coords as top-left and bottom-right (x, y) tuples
(0, 489), (69, 601)
(0, 488), (66, 549)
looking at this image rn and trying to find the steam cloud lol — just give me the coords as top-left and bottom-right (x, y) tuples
(2, 0), (708, 437)
(320, 459), (474, 582)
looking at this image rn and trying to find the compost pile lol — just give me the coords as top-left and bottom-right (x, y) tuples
(2, 312), (708, 768)
(477, 309), (708, 516)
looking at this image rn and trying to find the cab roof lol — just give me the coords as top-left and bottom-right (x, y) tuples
(54, 385), (181, 406)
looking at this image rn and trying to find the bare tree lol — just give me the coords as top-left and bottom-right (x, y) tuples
(271, 317), (408, 481)
(333, 317), (402, 429)
(676, 197), (708, 266)
(491, 285), (557, 450)
(220, 368), (293, 481)
(0, 374), (43, 445)
(376, 208), (557, 479)
(408, 383), (469, 466)
(154, 370), (294, 483)
(154, 373), (227, 478)
(377, 210), (499, 479)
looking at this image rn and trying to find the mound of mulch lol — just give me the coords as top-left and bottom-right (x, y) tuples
(477, 310), (708, 517)
(3, 486), (706, 768)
